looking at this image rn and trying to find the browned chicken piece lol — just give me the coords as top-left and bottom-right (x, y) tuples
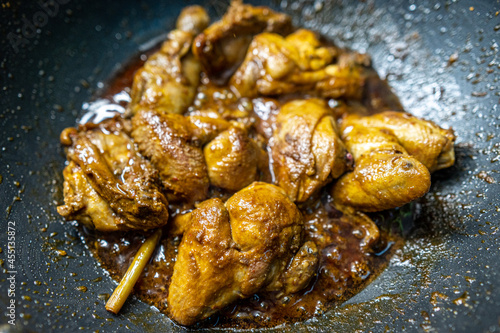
(167, 197), (236, 325)
(204, 126), (268, 191)
(271, 98), (351, 202)
(57, 122), (169, 232)
(352, 211), (381, 251)
(192, 116), (268, 189)
(349, 111), (455, 172)
(192, 0), (293, 80)
(230, 29), (366, 99)
(186, 114), (232, 144)
(175, 5), (210, 35)
(274, 240), (318, 294)
(331, 113), (448, 212)
(127, 6), (210, 116)
(167, 182), (319, 326)
(58, 161), (121, 231)
(132, 107), (265, 201)
(131, 109), (210, 203)
(168, 211), (193, 236)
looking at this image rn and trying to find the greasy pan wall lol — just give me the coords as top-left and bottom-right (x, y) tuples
(0, 0), (499, 332)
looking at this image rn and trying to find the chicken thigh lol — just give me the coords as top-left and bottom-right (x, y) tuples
(230, 29), (367, 99)
(57, 120), (169, 231)
(204, 126), (268, 191)
(347, 111), (455, 172)
(132, 108), (268, 201)
(167, 182), (319, 326)
(271, 98), (351, 202)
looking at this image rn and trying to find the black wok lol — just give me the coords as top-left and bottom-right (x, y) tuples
(1, 0), (499, 331)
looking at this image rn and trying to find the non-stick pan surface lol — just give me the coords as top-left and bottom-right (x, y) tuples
(1, 0), (499, 332)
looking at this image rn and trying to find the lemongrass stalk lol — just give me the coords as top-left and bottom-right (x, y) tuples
(105, 228), (162, 314)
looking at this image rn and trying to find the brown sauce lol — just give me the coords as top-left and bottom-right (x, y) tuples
(78, 46), (407, 328)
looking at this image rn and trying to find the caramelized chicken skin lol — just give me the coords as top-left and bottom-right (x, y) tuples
(131, 109), (210, 203)
(167, 198), (235, 325)
(58, 161), (120, 231)
(57, 121), (169, 231)
(187, 114), (232, 144)
(278, 240), (318, 294)
(271, 98), (351, 202)
(230, 29), (366, 99)
(167, 182), (319, 326)
(332, 112), (454, 212)
(175, 5), (210, 35)
(193, 0), (293, 80)
(56, 1), (459, 327)
(132, 108), (268, 201)
(349, 111), (455, 172)
(204, 126), (268, 191)
(127, 6), (210, 116)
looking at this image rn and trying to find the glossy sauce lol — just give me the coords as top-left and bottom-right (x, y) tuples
(79, 47), (407, 328)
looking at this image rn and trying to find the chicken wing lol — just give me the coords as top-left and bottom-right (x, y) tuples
(271, 98), (351, 202)
(57, 121), (169, 231)
(348, 111), (455, 172)
(127, 6), (210, 116)
(331, 111), (454, 212)
(230, 29), (366, 99)
(167, 182), (319, 326)
(192, 0), (292, 80)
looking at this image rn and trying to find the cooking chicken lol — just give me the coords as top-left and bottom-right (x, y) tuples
(230, 29), (367, 99)
(332, 112), (455, 212)
(56, 1), (457, 328)
(346, 111), (456, 172)
(131, 108), (267, 202)
(167, 182), (318, 326)
(131, 109), (211, 203)
(271, 98), (351, 202)
(57, 119), (169, 231)
(192, 0), (293, 80)
(204, 126), (268, 191)
(127, 6), (210, 116)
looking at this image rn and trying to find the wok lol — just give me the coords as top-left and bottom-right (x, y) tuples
(1, 0), (499, 331)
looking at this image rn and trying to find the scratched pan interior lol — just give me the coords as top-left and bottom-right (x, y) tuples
(1, 0), (499, 332)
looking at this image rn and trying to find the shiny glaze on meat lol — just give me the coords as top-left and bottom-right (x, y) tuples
(82, 191), (403, 328)
(77, 50), (406, 327)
